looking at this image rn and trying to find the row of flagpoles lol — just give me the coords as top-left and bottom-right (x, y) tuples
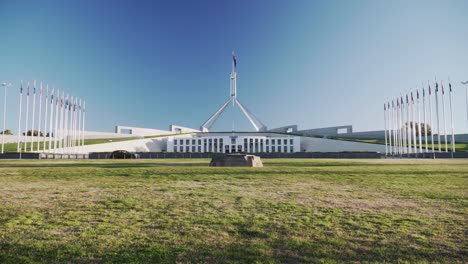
(384, 78), (455, 156)
(16, 80), (86, 154)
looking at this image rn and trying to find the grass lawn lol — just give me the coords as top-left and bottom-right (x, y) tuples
(0, 159), (466, 263)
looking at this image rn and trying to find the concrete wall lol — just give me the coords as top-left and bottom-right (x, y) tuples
(115, 126), (171, 137)
(297, 125), (353, 136)
(169, 125), (200, 133)
(300, 137), (385, 152)
(267, 125), (298, 133)
(75, 137), (167, 154)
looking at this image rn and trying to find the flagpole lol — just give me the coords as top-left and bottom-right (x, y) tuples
(398, 99), (402, 155)
(64, 95), (69, 154)
(401, 96), (407, 154)
(78, 99), (82, 154)
(82, 101), (86, 151)
(411, 91), (417, 156)
(406, 94), (412, 154)
(422, 84), (428, 153)
(428, 81), (434, 152)
(449, 80), (455, 153)
(17, 81), (23, 152)
(30, 80), (36, 152)
(1, 82), (11, 154)
(24, 82), (30, 152)
(417, 89), (422, 153)
(37, 81), (43, 152)
(441, 81), (448, 152)
(43, 85), (48, 152)
(48, 87), (54, 153)
(59, 92), (64, 153)
(387, 101), (392, 155)
(53, 89), (59, 153)
(435, 80), (441, 152)
(73, 96), (78, 154)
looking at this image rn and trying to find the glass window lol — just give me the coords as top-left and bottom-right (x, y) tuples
(290, 146), (294, 152)
(192, 146), (195, 152)
(272, 146), (276, 152)
(185, 146), (189, 152)
(186, 139), (190, 145)
(266, 139), (269, 144)
(198, 139), (201, 144)
(284, 146), (287, 152)
(277, 139), (281, 145)
(192, 139), (195, 144)
(284, 139), (287, 145)
(290, 139), (293, 144)
(180, 139), (183, 145)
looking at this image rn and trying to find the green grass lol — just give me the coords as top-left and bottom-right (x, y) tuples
(2, 137), (139, 153)
(330, 137), (468, 152)
(0, 159), (466, 263)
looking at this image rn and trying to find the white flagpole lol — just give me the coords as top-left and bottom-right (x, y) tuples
(48, 87), (54, 153)
(78, 99), (82, 154)
(417, 89), (422, 153)
(389, 101), (393, 155)
(411, 92), (417, 155)
(396, 97), (402, 155)
(391, 100), (396, 155)
(435, 80), (441, 152)
(406, 94), (412, 154)
(441, 81), (448, 152)
(17, 81), (23, 152)
(63, 94), (70, 154)
(30, 80), (36, 152)
(59, 92), (64, 153)
(73, 98), (77, 153)
(428, 81), (434, 152)
(400, 97), (406, 154)
(384, 103), (388, 155)
(422, 84), (428, 152)
(37, 81), (43, 152)
(43, 85), (48, 152)
(82, 101), (86, 150)
(53, 89), (59, 153)
(24, 82), (30, 152)
(402, 96), (406, 153)
(449, 80), (455, 153)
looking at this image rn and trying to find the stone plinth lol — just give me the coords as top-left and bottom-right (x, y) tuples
(209, 154), (263, 167)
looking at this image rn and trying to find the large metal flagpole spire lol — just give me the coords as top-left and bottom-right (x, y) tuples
(441, 81), (448, 152)
(200, 52), (267, 132)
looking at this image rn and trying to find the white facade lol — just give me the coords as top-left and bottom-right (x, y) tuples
(167, 133), (300, 153)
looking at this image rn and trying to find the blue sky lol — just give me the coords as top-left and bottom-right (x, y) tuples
(1, 0), (467, 133)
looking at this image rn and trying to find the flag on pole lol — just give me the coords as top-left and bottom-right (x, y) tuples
(232, 52), (237, 68)
(17, 81), (24, 152)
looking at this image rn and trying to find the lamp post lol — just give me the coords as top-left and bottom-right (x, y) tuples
(1, 82), (12, 154)
(462, 81), (468, 121)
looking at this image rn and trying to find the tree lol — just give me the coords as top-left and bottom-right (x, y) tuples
(405, 122), (431, 136)
(0, 129), (13, 135)
(22, 130), (44, 137)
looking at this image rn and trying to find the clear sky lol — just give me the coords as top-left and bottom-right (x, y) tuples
(1, 0), (467, 133)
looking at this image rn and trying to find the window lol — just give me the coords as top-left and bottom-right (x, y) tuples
(272, 146), (276, 152)
(198, 139), (201, 144)
(198, 146), (201, 152)
(290, 146), (294, 152)
(186, 139), (190, 145)
(231, 138), (236, 144)
(180, 139), (183, 145)
(266, 139), (269, 144)
(277, 139), (281, 145)
(174, 140), (178, 145)
(290, 139), (293, 144)
(271, 140), (275, 145)
(284, 139), (287, 145)
(284, 146), (287, 152)
(173, 146), (177, 152)
(266, 146), (270, 152)
(192, 146), (196, 152)
(192, 139), (195, 144)
(185, 146), (189, 152)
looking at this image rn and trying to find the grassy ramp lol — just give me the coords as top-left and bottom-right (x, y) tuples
(0, 159), (466, 263)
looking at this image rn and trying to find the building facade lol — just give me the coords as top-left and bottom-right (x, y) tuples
(167, 133), (300, 153)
